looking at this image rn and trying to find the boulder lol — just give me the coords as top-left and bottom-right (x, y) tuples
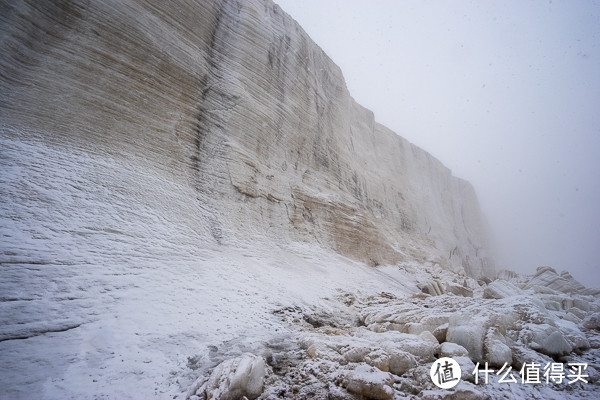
(520, 324), (572, 357)
(421, 381), (485, 400)
(446, 316), (487, 362)
(432, 323), (449, 343)
(446, 282), (474, 297)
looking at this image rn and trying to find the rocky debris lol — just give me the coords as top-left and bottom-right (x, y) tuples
(299, 328), (436, 370)
(419, 280), (474, 297)
(419, 280), (447, 296)
(185, 269), (600, 399)
(416, 264), (481, 298)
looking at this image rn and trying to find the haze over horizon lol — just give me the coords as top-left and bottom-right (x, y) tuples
(276, 0), (600, 288)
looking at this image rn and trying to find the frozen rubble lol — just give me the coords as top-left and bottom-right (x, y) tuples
(185, 265), (600, 400)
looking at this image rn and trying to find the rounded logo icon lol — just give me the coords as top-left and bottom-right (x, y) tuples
(430, 357), (461, 389)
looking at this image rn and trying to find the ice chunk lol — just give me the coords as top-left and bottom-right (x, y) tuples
(203, 353), (266, 400)
(583, 312), (600, 330)
(342, 364), (394, 400)
(446, 316), (486, 362)
(484, 327), (512, 367)
(483, 279), (523, 299)
(438, 342), (469, 358)
(521, 324), (572, 356)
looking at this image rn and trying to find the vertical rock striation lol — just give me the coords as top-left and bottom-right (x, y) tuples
(0, 0), (492, 276)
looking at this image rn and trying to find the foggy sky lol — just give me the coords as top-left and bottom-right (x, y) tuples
(276, 0), (600, 288)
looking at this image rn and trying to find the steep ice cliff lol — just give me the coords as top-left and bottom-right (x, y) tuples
(0, 0), (491, 277)
(7, 1), (598, 400)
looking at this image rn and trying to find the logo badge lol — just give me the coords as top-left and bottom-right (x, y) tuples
(430, 357), (461, 389)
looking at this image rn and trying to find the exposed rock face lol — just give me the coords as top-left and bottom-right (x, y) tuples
(0, 0), (492, 276)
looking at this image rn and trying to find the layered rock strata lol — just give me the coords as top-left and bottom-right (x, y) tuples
(0, 0), (492, 276)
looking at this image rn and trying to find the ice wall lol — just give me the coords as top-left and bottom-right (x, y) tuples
(0, 0), (493, 277)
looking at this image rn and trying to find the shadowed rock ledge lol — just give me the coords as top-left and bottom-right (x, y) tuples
(0, 0), (492, 277)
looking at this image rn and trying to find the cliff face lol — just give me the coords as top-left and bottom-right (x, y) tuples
(10, 3), (600, 400)
(0, 0), (492, 276)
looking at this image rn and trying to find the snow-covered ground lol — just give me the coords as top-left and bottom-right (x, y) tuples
(1, 239), (413, 399)
(0, 128), (416, 398)
(1, 129), (599, 399)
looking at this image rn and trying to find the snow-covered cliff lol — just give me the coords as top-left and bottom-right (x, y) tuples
(0, 0), (491, 277)
(13, 2), (600, 400)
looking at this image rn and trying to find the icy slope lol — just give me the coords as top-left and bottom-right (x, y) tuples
(0, 128), (419, 398)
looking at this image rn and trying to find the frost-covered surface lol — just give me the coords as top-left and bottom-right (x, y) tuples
(1, 0), (598, 398)
(1, 131), (598, 400)
(0, 0), (493, 277)
(0, 131), (417, 398)
(189, 265), (600, 400)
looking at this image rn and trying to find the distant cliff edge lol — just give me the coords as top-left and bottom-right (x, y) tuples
(0, 0), (493, 277)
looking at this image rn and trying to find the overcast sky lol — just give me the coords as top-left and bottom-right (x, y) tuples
(276, 0), (600, 288)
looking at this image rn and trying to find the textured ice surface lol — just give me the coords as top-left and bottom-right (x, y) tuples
(1, 0), (599, 399)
